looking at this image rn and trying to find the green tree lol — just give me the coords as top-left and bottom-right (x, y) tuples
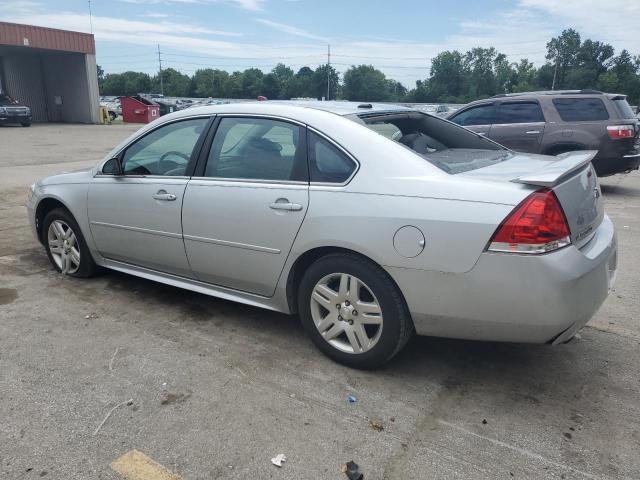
(261, 73), (281, 99)
(428, 51), (465, 100)
(342, 65), (390, 101)
(241, 68), (264, 98)
(546, 29), (581, 89)
(153, 68), (191, 96)
(311, 64), (339, 100)
(100, 71), (152, 96)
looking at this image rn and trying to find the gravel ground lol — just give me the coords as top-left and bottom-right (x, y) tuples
(1, 123), (639, 480)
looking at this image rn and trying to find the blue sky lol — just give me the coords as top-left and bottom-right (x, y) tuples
(3, 0), (638, 86)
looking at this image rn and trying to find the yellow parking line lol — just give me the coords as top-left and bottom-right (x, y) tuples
(111, 450), (182, 480)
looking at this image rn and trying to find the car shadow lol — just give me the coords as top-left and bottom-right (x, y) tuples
(601, 183), (640, 197)
(96, 268), (577, 388)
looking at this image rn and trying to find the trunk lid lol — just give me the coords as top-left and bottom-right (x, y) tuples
(461, 150), (604, 248)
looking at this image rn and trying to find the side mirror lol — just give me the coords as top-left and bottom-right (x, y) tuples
(102, 157), (122, 175)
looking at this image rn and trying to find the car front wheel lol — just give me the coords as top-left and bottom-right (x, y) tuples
(21, 121), (31, 127)
(298, 253), (413, 368)
(43, 208), (97, 277)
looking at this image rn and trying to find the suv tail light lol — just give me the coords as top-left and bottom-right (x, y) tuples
(488, 189), (571, 254)
(607, 125), (635, 140)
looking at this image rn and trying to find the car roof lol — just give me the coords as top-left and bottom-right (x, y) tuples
(183, 100), (414, 117)
(267, 100), (413, 116)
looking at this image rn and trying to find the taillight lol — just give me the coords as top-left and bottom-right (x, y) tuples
(488, 189), (571, 254)
(607, 125), (635, 140)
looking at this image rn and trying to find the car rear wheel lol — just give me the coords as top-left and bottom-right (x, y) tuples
(43, 208), (97, 278)
(298, 253), (413, 368)
(109, 111), (117, 121)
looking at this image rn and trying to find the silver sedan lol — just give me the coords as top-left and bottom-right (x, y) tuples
(27, 102), (617, 368)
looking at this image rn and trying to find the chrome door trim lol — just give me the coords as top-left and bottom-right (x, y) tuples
(213, 113), (306, 127)
(189, 177), (308, 187)
(183, 234), (281, 254)
(90, 221), (182, 239)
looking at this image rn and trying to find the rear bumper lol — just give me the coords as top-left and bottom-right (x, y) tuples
(592, 149), (640, 176)
(387, 215), (617, 344)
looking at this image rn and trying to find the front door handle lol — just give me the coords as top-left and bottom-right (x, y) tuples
(270, 199), (303, 211)
(152, 190), (176, 201)
(525, 130), (541, 135)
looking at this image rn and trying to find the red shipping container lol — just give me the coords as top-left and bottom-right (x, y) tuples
(121, 96), (160, 123)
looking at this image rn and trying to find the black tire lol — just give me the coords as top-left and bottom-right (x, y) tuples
(297, 252), (414, 369)
(109, 111), (117, 121)
(43, 208), (97, 278)
(21, 121), (31, 127)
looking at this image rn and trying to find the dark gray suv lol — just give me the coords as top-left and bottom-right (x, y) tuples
(448, 90), (640, 176)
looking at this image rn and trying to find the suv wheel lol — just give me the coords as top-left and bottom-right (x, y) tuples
(43, 208), (97, 278)
(298, 253), (413, 368)
(21, 121), (31, 127)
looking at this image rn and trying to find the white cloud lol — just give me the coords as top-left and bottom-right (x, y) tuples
(3, 12), (243, 37)
(118, 0), (265, 10)
(518, 0), (640, 52)
(255, 19), (328, 42)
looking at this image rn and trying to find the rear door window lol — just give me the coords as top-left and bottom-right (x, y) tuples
(552, 98), (609, 122)
(450, 104), (495, 126)
(205, 117), (306, 181)
(495, 102), (544, 124)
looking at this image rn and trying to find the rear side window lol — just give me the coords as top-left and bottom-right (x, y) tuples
(496, 102), (544, 124)
(612, 98), (636, 119)
(450, 104), (494, 126)
(308, 131), (356, 183)
(552, 98), (609, 122)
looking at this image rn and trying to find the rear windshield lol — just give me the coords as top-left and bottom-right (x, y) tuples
(612, 98), (636, 119)
(359, 112), (511, 174)
(552, 97), (609, 122)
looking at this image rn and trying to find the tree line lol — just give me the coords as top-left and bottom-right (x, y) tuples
(98, 29), (640, 105)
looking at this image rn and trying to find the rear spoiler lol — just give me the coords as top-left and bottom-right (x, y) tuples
(511, 150), (597, 188)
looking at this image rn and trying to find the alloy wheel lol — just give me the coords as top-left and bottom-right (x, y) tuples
(310, 272), (383, 354)
(47, 220), (81, 274)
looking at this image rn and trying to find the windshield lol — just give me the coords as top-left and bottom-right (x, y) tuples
(0, 94), (16, 106)
(359, 112), (509, 174)
(612, 98), (636, 119)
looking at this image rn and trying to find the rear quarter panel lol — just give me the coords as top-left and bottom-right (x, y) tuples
(293, 188), (514, 273)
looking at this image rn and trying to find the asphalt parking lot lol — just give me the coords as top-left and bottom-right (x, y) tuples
(1, 123), (639, 480)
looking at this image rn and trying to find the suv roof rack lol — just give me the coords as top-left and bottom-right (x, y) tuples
(491, 89), (603, 98)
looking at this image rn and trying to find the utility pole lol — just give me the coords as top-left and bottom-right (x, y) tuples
(551, 60), (558, 91)
(157, 44), (164, 96)
(88, 0), (93, 34)
(326, 44), (331, 101)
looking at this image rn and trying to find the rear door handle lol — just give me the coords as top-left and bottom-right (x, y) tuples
(270, 199), (303, 211)
(525, 130), (541, 135)
(152, 190), (176, 201)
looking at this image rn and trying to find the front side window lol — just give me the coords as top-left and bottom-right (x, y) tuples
(552, 98), (609, 122)
(308, 132), (356, 183)
(450, 104), (495, 126)
(122, 118), (208, 176)
(495, 102), (545, 124)
(205, 117), (306, 181)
